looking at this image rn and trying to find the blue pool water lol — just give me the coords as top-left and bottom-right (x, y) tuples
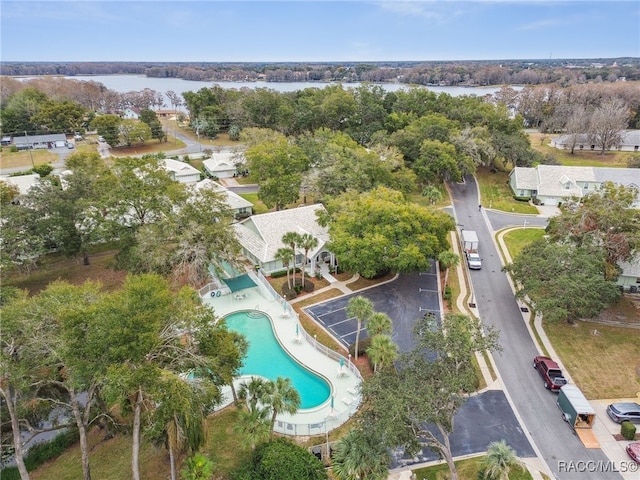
(224, 311), (330, 409)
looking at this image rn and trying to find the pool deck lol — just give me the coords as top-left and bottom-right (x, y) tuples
(202, 285), (361, 432)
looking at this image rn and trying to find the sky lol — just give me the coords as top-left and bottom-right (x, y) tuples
(1, 1), (639, 62)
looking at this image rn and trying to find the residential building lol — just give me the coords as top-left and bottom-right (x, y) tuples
(160, 158), (202, 185)
(192, 179), (253, 220)
(232, 204), (335, 274)
(550, 129), (640, 152)
(122, 107), (141, 120)
(509, 165), (640, 207)
(13, 134), (66, 150)
(203, 152), (245, 179)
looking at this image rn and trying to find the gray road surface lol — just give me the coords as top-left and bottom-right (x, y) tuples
(450, 175), (621, 480)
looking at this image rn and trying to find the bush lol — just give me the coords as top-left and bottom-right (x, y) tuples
(231, 438), (327, 480)
(10, 145), (18, 152)
(621, 420), (637, 440)
(32, 164), (53, 177)
(443, 286), (452, 301)
(512, 195), (531, 202)
(270, 269), (289, 278)
(349, 336), (373, 358)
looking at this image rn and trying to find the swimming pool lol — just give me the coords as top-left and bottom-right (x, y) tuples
(224, 311), (331, 409)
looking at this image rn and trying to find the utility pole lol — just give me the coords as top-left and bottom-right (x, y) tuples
(24, 131), (35, 168)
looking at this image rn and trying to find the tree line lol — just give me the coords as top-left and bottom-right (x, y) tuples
(2, 57), (640, 85)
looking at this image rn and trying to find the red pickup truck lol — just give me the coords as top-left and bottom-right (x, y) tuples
(533, 356), (568, 391)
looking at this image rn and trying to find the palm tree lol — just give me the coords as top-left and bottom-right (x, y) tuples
(346, 296), (374, 361)
(367, 312), (392, 337)
(437, 251), (460, 292)
(331, 428), (390, 480)
(238, 376), (268, 413)
(275, 247), (295, 289)
(366, 334), (398, 373)
(233, 406), (271, 450)
(263, 377), (301, 440)
(282, 231), (302, 286)
(421, 184), (443, 205)
(298, 233), (319, 286)
(482, 440), (524, 480)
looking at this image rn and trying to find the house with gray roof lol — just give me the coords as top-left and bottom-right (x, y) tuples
(203, 152), (245, 179)
(509, 165), (640, 207)
(550, 129), (640, 153)
(160, 158), (202, 185)
(192, 179), (253, 220)
(13, 134), (66, 150)
(232, 204), (334, 275)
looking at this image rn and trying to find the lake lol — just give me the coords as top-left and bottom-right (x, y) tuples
(61, 74), (514, 102)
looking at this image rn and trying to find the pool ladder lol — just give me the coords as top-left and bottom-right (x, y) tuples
(247, 305), (262, 318)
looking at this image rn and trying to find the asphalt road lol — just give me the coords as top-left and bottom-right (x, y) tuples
(450, 175), (621, 480)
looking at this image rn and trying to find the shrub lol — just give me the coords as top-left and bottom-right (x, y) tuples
(232, 438), (327, 480)
(281, 284), (297, 299)
(270, 269), (289, 278)
(32, 164), (54, 177)
(443, 286), (452, 301)
(10, 145), (18, 152)
(512, 195), (531, 202)
(349, 336), (373, 357)
(621, 420), (636, 440)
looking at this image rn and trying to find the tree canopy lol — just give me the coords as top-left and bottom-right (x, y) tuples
(320, 186), (455, 278)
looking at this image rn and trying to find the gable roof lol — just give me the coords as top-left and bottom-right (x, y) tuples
(202, 152), (245, 174)
(161, 158), (201, 178)
(511, 165), (640, 201)
(233, 204), (329, 263)
(192, 179), (253, 210)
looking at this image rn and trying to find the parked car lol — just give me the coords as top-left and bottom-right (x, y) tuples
(533, 356), (567, 391)
(606, 402), (640, 423)
(98, 136), (105, 143)
(627, 442), (640, 463)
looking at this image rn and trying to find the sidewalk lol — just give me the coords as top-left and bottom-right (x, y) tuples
(495, 226), (639, 480)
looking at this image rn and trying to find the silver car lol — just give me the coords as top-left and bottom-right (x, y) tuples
(606, 402), (640, 423)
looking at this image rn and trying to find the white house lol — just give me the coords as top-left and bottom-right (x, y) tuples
(232, 204), (334, 275)
(192, 179), (253, 220)
(160, 158), (202, 185)
(617, 259), (640, 292)
(509, 165), (640, 207)
(550, 129), (640, 152)
(203, 152), (245, 179)
(122, 107), (141, 120)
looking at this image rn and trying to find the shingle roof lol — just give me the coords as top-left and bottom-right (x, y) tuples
(192, 179), (253, 210)
(161, 158), (200, 176)
(233, 204), (329, 263)
(203, 152), (246, 174)
(511, 165), (640, 202)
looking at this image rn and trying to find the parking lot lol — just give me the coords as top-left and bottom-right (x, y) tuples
(304, 261), (441, 352)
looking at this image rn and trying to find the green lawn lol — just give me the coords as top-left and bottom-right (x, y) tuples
(502, 228), (546, 259)
(412, 455), (533, 480)
(500, 225), (640, 399)
(475, 167), (538, 214)
(528, 132), (633, 167)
